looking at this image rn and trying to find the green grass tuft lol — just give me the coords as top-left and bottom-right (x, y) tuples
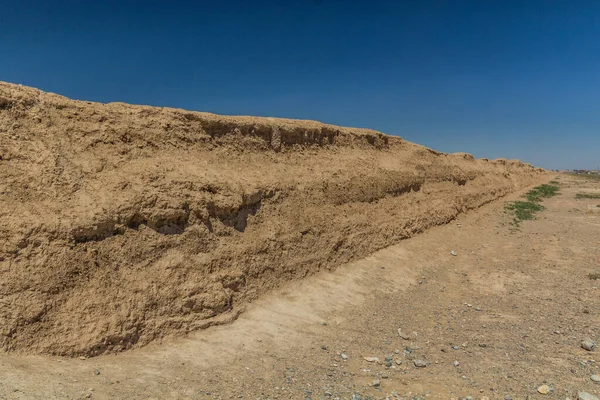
(505, 201), (544, 222)
(504, 182), (560, 229)
(576, 192), (600, 199)
(524, 184), (560, 202)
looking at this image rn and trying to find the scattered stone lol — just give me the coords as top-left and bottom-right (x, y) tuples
(504, 396), (513, 400)
(363, 357), (379, 363)
(451, 250), (457, 256)
(413, 359), (428, 368)
(78, 356), (87, 360)
(591, 374), (600, 382)
(453, 360), (459, 367)
(452, 345), (460, 350)
(395, 359), (402, 365)
(478, 343), (488, 348)
(321, 345), (328, 350)
(582, 339), (596, 351)
(475, 307), (482, 311)
(397, 329), (410, 340)
(537, 385), (550, 395)
(370, 379), (381, 387)
(94, 369), (100, 376)
(579, 392), (600, 400)
(341, 353), (348, 360)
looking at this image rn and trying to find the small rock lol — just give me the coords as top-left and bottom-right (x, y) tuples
(537, 385), (551, 395)
(413, 359), (428, 368)
(363, 357), (379, 363)
(321, 345), (328, 350)
(475, 307), (482, 311)
(504, 396), (513, 400)
(452, 345), (460, 350)
(591, 374), (600, 382)
(582, 340), (596, 351)
(341, 353), (348, 360)
(395, 359), (402, 365)
(579, 392), (600, 400)
(94, 369), (100, 376)
(370, 379), (381, 387)
(453, 360), (459, 367)
(450, 250), (457, 256)
(397, 329), (410, 340)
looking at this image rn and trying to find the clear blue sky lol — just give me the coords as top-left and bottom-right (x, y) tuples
(2, 0), (599, 170)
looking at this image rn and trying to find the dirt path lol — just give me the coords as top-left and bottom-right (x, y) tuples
(1, 173), (600, 400)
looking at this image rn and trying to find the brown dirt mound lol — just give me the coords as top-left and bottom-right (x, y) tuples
(0, 82), (547, 357)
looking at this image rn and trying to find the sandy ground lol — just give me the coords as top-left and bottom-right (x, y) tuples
(1, 173), (599, 399)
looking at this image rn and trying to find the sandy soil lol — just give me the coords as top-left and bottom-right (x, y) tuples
(0, 82), (544, 357)
(1, 174), (599, 399)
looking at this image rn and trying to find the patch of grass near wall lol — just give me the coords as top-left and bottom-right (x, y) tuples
(505, 182), (560, 229)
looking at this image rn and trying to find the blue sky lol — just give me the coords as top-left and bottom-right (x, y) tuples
(1, 0), (599, 169)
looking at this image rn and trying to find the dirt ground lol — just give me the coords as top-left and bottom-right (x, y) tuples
(1, 173), (599, 399)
